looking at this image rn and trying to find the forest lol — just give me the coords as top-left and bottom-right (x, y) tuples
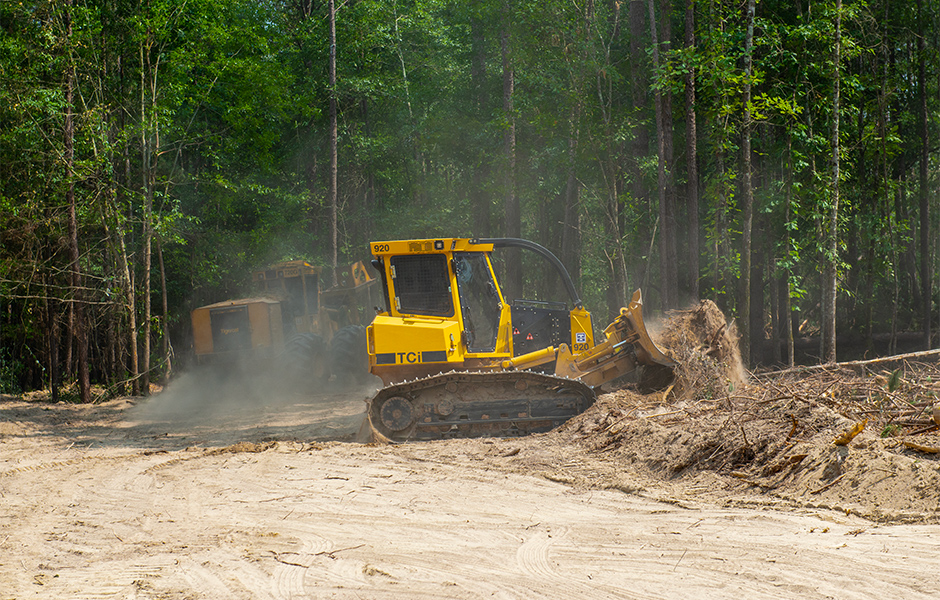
(1, 0), (938, 401)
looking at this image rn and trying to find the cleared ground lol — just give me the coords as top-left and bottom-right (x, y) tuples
(1, 376), (938, 599)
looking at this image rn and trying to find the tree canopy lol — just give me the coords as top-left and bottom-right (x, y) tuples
(1, 0), (938, 396)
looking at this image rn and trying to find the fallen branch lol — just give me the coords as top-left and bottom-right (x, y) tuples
(271, 544), (365, 567)
(901, 441), (940, 454)
(315, 544), (365, 559)
(811, 473), (847, 494)
(271, 551), (308, 568)
(762, 349), (940, 378)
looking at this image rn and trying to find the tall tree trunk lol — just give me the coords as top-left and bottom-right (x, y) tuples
(629, 0), (649, 279)
(470, 13), (492, 237)
(65, 302), (74, 381)
(114, 44), (140, 396)
(874, 14), (890, 354)
(917, 0), (931, 349)
(156, 235), (172, 384)
(648, 0), (675, 310)
(501, 0), (521, 300)
(360, 97), (377, 231)
(891, 189), (901, 354)
(659, 0), (678, 308)
(604, 169), (622, 320)
(684, 0), (699, 302)
(102, 197), (139, 395)
(563, 114), (582, 293)
(63, 0), (91, 403)
(293, 4), (322, 237)
(139, 34), (158, 395)
(740, 0), (756, 366)
(393, 1), (425, 207)
(785, 129), (795, 367)
(139, 51), (153, 396)
(328, 0), (339, 285)
(823, 0), (841, 363)
(47, 299), (59, 402)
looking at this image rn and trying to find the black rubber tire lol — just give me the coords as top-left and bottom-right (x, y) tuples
(328, 325), (369, 388)
(284, 332), (330, 384)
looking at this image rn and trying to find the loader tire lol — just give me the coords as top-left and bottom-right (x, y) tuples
(284, 332), (330, 385)
(329, 325), (369, 388)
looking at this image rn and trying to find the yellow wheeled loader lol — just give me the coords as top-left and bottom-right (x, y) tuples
(191, 260), (379, 385)
(361, 237), (677, 441)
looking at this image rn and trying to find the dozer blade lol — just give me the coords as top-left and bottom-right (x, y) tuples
(361, 371), (595, 443)
(621, 289), (676, 369)
(555, 289), (677, 389)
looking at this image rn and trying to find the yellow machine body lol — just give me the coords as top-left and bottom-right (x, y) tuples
(366, 238), (597, 385)
(191, 260), (378, 370)
(362, 237), (677, 442)
(191, 298), (284, 360)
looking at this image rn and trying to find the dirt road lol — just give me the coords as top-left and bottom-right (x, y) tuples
(2, 386), (938, 600)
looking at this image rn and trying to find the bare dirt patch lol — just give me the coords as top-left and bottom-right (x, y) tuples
(2, 303), (940, 598)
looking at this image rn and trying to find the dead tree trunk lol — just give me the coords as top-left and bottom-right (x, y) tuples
(822, 0), (841, 364)
(648, 0), (676, 310)
(501, 0), (521, 300)
(328, 0), (339, 285)
(684, 0), (699, 302)
(63, 0), (91, 403)
(916, 0), (931, 349)
(741, 0), (756, 365)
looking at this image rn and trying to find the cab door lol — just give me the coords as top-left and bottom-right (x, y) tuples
(453, 253), (502, 353)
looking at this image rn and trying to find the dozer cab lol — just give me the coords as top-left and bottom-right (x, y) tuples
(190, 260), (379, 385)
(362, 237), (677, 441)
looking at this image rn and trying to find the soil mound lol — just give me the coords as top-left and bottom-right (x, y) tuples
(658, 299), (747, 401)
(557, 301), (940, 523)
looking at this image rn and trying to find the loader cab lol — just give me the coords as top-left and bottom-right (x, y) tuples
(366, 239), (511, 383)
(252, 260), (323, 335)
(452, 252), (502, 353)
(366, 238), (596, 385)
(372, 241), (506, 354)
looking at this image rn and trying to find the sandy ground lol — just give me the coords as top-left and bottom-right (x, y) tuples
(2, 377), (940, 600)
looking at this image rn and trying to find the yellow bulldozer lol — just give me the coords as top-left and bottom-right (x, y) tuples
(361, 237), (677, 441)
(191, 260), (379, 385)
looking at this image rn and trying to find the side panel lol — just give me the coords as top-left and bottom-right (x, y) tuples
(568, 307), (595, 354)
(192, 308), (214, 356)
(368, 315), (462, 367)
(509, 302), (571, 356)
(269, 303), (284, 348)
(209, 305), (252, 353)
(248, 302), (274, 348)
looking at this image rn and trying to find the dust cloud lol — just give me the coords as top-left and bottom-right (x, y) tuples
(136, 363), (295, 421)
(129, 361), (375, 446)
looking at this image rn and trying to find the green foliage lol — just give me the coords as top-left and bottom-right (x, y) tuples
(0, 347), (25, 395)
(888, 368), (903, 393)
(2, 0), (940, 392)
(880, 423), (901, 438)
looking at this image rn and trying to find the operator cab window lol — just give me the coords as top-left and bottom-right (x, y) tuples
(454, 252), (501, 353)
(390, 254), (454, 317)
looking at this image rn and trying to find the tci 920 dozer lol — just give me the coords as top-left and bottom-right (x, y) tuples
(361, 237), (677, 442)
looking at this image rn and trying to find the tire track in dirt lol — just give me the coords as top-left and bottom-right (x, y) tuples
(0, 450), (153, 477)
(270, 530), (336, 598)
(515, 526), (569, 581)
(4, 395), (940, 599)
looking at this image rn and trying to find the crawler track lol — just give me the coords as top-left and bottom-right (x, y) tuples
(364, 370), (596, 442)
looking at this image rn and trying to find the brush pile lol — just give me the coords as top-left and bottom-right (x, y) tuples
(558, 300), (940, 522)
